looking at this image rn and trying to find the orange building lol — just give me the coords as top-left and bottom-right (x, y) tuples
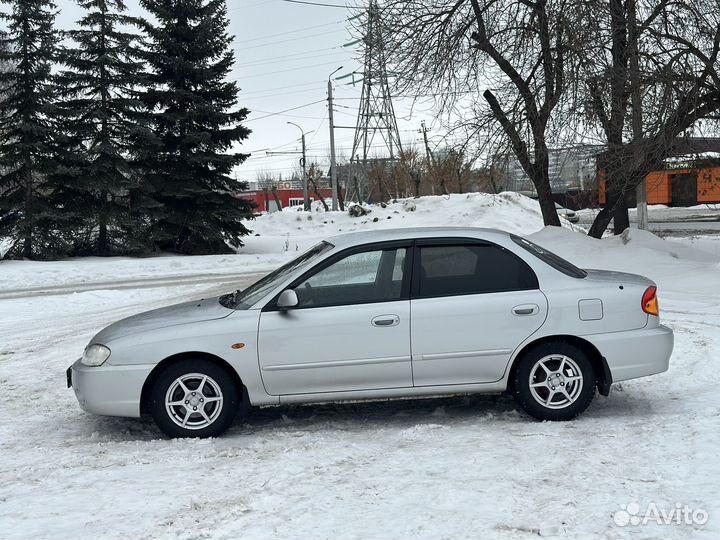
(599, 161), (720, 206)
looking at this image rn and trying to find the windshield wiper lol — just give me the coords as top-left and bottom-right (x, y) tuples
(219, 289), (243, 309)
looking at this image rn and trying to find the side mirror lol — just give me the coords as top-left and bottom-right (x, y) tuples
(276, 289), (299, 310)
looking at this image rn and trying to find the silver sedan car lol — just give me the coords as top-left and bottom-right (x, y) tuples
(68, 228), (673, 438)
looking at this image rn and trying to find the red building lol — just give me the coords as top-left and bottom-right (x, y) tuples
(236, 187), (334, 212)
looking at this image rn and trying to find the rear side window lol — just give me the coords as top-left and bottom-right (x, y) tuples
(510, 235), (587, 278)
(416, 244), (538, 298)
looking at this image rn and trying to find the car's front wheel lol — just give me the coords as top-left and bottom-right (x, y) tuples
(149, 359), (240, 438)
(513, 342), (595, 421)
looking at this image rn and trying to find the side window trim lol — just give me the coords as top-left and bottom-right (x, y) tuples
(262, 240), (414, 312)
(410, 238), (539, 300)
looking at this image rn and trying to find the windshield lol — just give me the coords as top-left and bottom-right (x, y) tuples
(510, 234), (587, 279)
(220, 241), (334, 309)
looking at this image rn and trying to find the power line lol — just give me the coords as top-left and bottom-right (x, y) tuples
(237, 29), (344, 51)
(241, 86), (326, 101)
(279, 0), (350, 7)
(250, 109), (327, 120)
(244, 137), (308, 154)
(234, 19), (345, 45)
(236, 59), (353, 79)
(245, 100), (326, 123)
(235, 48), (346, 69)
(240, 80), (325, 96)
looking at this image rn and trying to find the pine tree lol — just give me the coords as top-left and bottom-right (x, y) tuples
(0, 0), (59, 259)
(134, 0), (254, 254)
(57, 0), (146, 256)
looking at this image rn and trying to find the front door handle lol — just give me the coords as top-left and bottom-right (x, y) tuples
(372, 315), (400, 327)
(513, 304), (539, 316)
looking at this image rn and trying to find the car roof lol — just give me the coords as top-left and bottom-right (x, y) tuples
(324, 227), (513, 248)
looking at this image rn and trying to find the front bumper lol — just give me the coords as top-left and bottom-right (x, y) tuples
(68, 359), (155, 418)
(583, 324), (674, 383)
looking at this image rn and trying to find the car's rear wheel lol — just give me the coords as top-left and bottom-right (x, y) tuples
(149, 359), (240, 438)
(513, 342), (595, 421)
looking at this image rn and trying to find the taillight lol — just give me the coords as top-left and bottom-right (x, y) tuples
(642, 286), (659, 316)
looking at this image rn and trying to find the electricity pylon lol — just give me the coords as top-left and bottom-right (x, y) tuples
(349, 0), (403, 201)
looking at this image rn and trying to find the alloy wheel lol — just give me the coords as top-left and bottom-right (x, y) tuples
(528, 354), (584, 409)
(164, 373), (224, 430)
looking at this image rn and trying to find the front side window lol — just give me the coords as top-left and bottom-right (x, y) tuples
(294, 247), (408, 308)
(416, 244), (538, 298)
(220, 241), (334, 309)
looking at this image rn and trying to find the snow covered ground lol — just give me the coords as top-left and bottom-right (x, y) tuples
(1, 192), (719, 539)
(576, 202), (720, 224)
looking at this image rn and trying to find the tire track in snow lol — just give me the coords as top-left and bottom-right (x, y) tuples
(0, 272), (266, 300)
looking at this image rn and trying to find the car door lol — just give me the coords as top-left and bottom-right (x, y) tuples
(257, 241), (413, 395)
(410, 239), (548, 386)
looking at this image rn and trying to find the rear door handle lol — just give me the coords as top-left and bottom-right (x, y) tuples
(372, 315), (400, 327)
(513, 304), (539, 316)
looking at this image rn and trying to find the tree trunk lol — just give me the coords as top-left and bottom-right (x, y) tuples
(613, 195), (630, 234)
(271, 186), (282, 211)
(261, 188), (269, 212)
(392, 167), (400, 200)
(23, 164), (33, 259)
(337, 181), (345, 211)
(98, 190), (109, 256)
(456, 167), (464, 194)
(589, 185), (624, 238)
(636, 180), (648, 229)
(439, 175), (449, 195)
(352, 175), (361, 203)
(588, 204), (614, 238)
(532, 169), (561, 227)
(98, 217), (108, 256)
(376, 174), (390, 202)
(309, 178), (329, 211)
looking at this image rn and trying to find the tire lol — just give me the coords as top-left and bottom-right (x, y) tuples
(513, 342), (595, 421)
(149, 359), (240, 438)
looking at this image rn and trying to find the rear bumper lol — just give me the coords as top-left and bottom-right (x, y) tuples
(69, 359), (154, 418)
(583, 324), (673, 383)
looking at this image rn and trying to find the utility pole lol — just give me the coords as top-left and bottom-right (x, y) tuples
(420, 121), (435, 195)
(287, 122), (309, 210)
(328, 66), (342, 211)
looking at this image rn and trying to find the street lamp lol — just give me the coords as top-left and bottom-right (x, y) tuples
(287, 121), (309, 211)
(328, 66), (343, 211)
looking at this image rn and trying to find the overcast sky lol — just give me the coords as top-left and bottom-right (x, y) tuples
(51, 0), (444, 184)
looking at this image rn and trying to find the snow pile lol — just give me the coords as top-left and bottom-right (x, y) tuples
(241, 191), (580, 255)
(528, 226), (719, 297)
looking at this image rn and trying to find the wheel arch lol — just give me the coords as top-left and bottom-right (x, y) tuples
(140, 351), (248, 415)
(507, 335), (611, 396)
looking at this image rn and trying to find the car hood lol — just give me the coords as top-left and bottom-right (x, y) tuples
(91, 297), (234, 344)
(583, 268), (654, 286)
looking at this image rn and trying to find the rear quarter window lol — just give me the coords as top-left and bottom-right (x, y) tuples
(510, 235), (587, 279)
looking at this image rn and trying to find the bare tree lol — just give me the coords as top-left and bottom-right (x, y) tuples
(307, 162), (329, 211)
(396, 148), (425, 197)
(368, 159), (392, 202)
(436, 148), (473, 194)
(582, 0), (720, 237)
(379, 0), (591, 226)
(480, 154), (510, 193)
(255, 171), (282, 212)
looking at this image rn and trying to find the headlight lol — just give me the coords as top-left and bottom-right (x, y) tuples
(81, 344), (111, 367)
